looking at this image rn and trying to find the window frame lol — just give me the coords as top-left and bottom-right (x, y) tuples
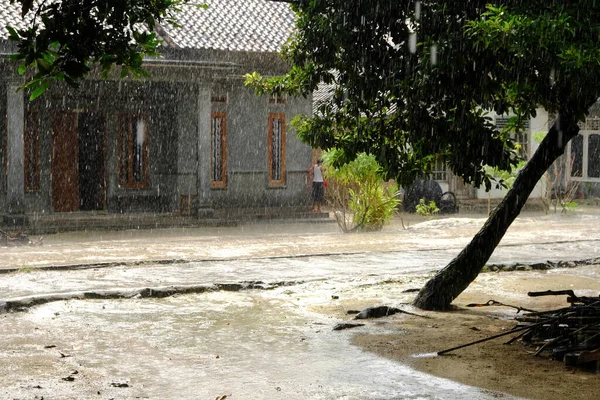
(210, 112), (227, 188)
(24, 109), (40, 191)
(569, 130), (600, 182)
(117, 113), (149, 189)
(430, 157), (447, 182)
(267, 112), (286, 187)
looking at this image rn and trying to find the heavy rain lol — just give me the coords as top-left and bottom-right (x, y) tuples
(1, 1), (600, 400)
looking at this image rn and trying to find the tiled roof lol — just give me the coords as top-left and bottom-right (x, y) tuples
(0, 1), (30, 35)
(0, 0), (296, 53)
(163, 0), (296, 52)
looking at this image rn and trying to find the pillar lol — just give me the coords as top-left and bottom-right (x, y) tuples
(6, 82), (25, 215)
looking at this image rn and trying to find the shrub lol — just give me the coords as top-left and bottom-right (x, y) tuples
(321, 150), (400, 232)
(415, 198), (439, 217)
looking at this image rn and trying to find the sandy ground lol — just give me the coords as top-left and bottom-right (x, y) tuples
(350, 271), (600, 400)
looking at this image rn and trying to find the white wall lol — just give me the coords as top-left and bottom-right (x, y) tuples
(475, 108), (548, 200)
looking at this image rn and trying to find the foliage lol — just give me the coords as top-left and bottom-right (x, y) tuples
(348, 181), (401, 232)
(532, 131), (548, 145)
(321, 150), (400, 233)
(561, 200), (579, 213)
(6, 0), (206, 100)
(415, 199), (439, 217)
(246, 1), (600, 190)
(483, 160), (527, 191)
(246, 1), (600, 310)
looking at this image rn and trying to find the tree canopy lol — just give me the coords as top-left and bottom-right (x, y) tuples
(246, 1), (600, 188)
(7, 0), (204, 99)
(246, 0), (600, 309)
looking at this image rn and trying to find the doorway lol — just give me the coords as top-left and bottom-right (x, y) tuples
(51, 111), (106, 212)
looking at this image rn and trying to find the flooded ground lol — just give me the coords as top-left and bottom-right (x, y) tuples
(2, 288), (488, 400)
(1, 211), (600, 399)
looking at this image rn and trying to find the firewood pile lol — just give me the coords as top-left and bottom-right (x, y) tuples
(439, 290), (600, 371)
(516, 290), (600, 369)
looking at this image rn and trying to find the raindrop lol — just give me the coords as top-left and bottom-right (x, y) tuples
(415, 1), (421, 20)
(409, 33), (417, 54)
(430, 44), (437, 65)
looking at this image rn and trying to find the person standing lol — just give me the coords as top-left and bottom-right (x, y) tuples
(310, 159), (325, 212)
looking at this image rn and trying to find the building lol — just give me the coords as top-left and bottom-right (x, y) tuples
(432, 107), (600, 210)
(449, 109), (549, 203)
(0, 0), (315, 226)
(567, 102), (600, 200)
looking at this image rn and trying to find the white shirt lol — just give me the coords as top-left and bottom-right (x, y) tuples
(313, 164), (323, 183)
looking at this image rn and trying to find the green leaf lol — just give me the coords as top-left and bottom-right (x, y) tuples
(36, 58), (52, 72)
(17, 62), (27, 75)
(41, 51), (54, 63)
(120, 66), (130, 78)
(29, 80), (48, 101)
(6, 25), (19, 40)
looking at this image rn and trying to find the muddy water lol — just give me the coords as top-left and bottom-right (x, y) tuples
(2, 213), (600, 399)
(1, 282), (517, 399)
(0, 241), (598, 301)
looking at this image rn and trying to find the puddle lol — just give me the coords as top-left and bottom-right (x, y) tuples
(0, 287), (521, 399)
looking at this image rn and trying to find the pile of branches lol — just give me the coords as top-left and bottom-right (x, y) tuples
(439, 290), (600, 371)
(517, 290), (600, 368)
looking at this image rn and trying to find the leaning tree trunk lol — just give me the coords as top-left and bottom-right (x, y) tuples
(413, 111), (582, 310)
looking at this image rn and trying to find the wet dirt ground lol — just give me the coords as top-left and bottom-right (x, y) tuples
(1, 209), (599, 399)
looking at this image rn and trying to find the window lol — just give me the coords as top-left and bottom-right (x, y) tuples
(570, 135), (584, 178)
(430, 157), (447, 182)
(24, 109), (40, 190)
(211, 112), (227, 188)
(118, 114), (148, 188)
(268, 113), (286, 186)
(588, 135), (600, 178)
(570, 131), (600, 181)
(495, 116), (530, 160)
